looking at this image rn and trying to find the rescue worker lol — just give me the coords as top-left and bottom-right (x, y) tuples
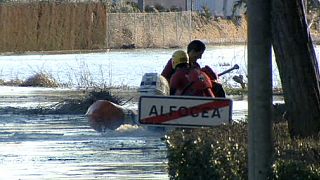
(169, 50), (215, 97)
(161, 40), (226, 97)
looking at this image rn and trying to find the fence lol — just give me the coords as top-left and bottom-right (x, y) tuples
(0, 2), (195, 52)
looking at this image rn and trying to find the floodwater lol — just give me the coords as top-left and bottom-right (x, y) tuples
(0, 86), (168, 179)
(0, 45), (260, 88)
(0, 86), (250, 179)
(0, 45), (318, 179)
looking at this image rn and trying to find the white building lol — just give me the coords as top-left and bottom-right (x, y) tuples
(189, 0), (246, 17)
(114, 0), (246, 18)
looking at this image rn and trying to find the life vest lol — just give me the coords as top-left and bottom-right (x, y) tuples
(201, 65), (218, 80)
(170, 68), (214, 97)
(184, 68), (214, 97)
(169, 68), (189, 95)
(201, 65), (226, 97)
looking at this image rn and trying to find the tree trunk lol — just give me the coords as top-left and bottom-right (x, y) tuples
(271, 0), (320, 138)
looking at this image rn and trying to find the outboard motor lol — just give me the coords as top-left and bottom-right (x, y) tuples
(138, 73), (169, 96)
(137, 73), (170, 132)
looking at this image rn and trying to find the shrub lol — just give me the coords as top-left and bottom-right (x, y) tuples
(169, 6), (181, 12)
(144, 5), (156, 13)
(198, 6), (213, 23)
(154, 4), (166, 12)
(109, 2), (140, 13)
(272, 160), (320, 179)
(165, 122), (248, 179)
(21, 72), (59, 87)
(165, 122), (320, 179)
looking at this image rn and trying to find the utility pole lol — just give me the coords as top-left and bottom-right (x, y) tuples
(247, 0), (273, 179)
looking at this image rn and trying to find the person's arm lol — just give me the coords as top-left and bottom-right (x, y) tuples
(161, 59), (174, 82)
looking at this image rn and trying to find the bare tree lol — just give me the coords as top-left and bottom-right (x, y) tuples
(271, 0), (320, 138)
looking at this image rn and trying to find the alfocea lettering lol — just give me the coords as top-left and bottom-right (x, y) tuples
(148, 105), (221, 118)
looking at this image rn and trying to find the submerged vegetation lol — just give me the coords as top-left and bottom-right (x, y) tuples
(0, 88), (123, 115)
(45, 89), (123, 114)
(0, 72), (58, 87)
(0, 71), (124, 115)
(21, 73), (59, 87)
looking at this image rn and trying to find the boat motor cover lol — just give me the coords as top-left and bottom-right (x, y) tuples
(138, 73), (169, 96)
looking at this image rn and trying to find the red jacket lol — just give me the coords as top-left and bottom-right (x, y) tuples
(162, 59), (225, 97)
(170, 68), (214, 97)
(161, 59), (218, 82)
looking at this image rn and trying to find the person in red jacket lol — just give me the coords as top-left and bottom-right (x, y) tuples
(169, 50), (215, 97)
(161, 40), (225, 97)
(161, 40), (207, 81)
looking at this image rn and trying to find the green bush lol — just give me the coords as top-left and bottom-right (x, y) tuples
(198, 6), (212, 23)
(272, 160), (320, 180)
(154, 4), (166, 12)
(165, 122), (320, 179)
(165, 122), (248, 179)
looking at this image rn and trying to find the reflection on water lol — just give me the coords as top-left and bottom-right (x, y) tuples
(0, 114), (168, 179)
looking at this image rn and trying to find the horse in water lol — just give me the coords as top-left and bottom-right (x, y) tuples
(86, 100), (137, 132)
(86, 73), (169, 132)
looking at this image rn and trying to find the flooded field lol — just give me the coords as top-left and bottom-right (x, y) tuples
(0, 86), (252, 179)
(0, 45), (309, 179)
(0, 46), (254, 88)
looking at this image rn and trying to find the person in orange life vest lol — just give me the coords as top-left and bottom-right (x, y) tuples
(161, 40), (226, 97)
(161, 40), (207, 82)
(169, 50), (215, 97)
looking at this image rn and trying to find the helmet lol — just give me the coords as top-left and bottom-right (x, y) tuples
(172, 50), (189, 69)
